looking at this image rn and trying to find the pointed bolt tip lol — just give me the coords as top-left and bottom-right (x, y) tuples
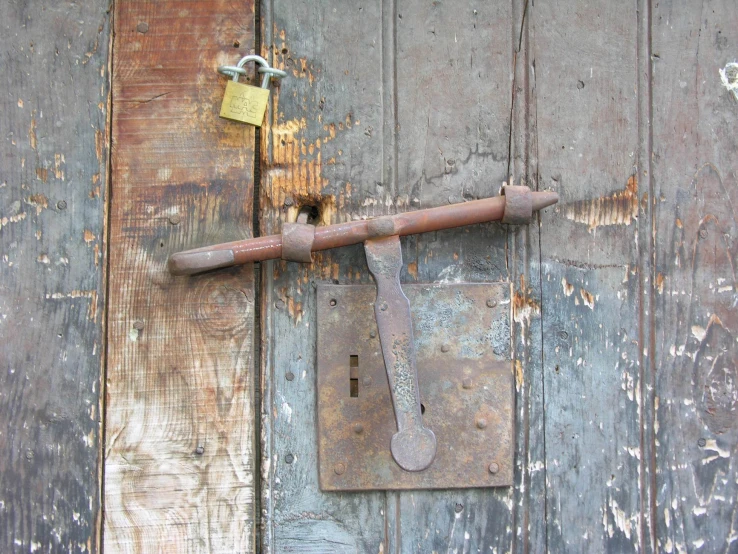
(531, 191), (559, 211)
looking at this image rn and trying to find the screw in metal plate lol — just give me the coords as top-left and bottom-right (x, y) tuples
(362, 376), (372, 386)
(486, 298), (497, 308)
(699, 229), (708, 239)
(136, 22), (149, 33)
(697, 438), (706, 447)
(56, 200), (67, 210)
(462, 377), (473, 389)
(133, 320), (145, 330)
(285, 453), (294, 464)
(334, 462), (346, 475)
(454, 503), (464, 513)
(441, 344), (450, 353)
(488, 462), (500, 474)
(353, 423), (364, 434)
(285, 371), (295, 382)
(476, 418), (488, 430)
(168, 214), (181, 225)
(329, 299), (337, 307)
(195, 445), (205, 455)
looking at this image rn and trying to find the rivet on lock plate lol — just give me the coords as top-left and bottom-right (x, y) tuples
(217, 54), (286, 127)
(167, 186), (559, 491)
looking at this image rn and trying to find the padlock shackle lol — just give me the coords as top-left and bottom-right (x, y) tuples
(218, 55), (277, 88)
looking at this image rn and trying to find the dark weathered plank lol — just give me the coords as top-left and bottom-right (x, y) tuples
(533, 0), (649, 550)
(105, 1), (257, 551)
(390, 2), (519, 552)
(0, 1), (110, 551)
(651, 1), (738, 551)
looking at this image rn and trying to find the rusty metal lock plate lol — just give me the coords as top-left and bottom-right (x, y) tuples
(317, 283), (513, 491)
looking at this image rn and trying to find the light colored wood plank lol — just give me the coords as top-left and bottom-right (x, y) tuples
(105, 1), (257, 551)
(0, 1), (110, 551)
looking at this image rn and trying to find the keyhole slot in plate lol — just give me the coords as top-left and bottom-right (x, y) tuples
(350, 355), (359, 397)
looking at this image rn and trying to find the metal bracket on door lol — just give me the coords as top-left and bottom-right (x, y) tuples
(168, 186), (558, 490)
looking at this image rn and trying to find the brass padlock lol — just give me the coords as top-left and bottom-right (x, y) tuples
(218, 55), (285, 127)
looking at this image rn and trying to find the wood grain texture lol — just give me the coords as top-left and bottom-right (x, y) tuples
(0, 1), (110, 551)
(533, 0), (648, 551)
(651, 1), (738, 551)
(260, 1), (529, 552)
(105, 1), (257, 552)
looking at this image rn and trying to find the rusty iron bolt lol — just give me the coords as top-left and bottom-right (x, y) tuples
(353, 423), (364, 434)
(486, 299), (497, 308)
(697, 438), (706, 447)
(476, 418), (488, 430)
(133, 320), (144, 330)
(284, 197), (294, 207)
(168, 214), (181, 225)
(285, 372), (295, 382)
(195, 445), (205, 455)
(441, 344), (450, 353)
(462, 377), (473, 389)
(488, 462), (500, 474)
(334, 462), (346, 475)
(285, 453), (294, 464)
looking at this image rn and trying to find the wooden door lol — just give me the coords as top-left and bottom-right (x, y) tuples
(1, 0), (737, 552)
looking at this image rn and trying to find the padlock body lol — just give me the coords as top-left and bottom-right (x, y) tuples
(219, 81), (269, 126)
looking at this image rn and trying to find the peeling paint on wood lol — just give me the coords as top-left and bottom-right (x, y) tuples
(0, 1), (110, 551)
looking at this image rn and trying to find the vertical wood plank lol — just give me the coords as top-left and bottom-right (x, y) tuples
(260, 3), (387, 551)
(391, 2), (518, 551)
(533, 1), (648, 550)
(0, 2), (110, 551)
(105, 1), (257, 551)
(651, 1), (738, 551)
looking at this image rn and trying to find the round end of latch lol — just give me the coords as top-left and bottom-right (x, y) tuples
(390, 427), (437, 472)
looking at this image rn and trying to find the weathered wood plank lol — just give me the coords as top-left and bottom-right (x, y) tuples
(259, 3), (387, 551)
(651, 1), (738, 551)
(533, 0), (648, 550)
(0, 1), (110, 551)
(390, 2), (519, 551)
(105, 1), (257, 551)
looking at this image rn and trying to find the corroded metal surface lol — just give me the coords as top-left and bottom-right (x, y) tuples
(281, 222), (315, 262)
(501, 185), (533, 224)
(364, 236), (436, 471)
(317, 283), (513, 491)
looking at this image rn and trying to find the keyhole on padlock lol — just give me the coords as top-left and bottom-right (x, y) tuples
(349, 355), (359, 397)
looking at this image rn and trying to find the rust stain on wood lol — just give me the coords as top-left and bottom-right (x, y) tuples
(564, 175), (638, 231)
